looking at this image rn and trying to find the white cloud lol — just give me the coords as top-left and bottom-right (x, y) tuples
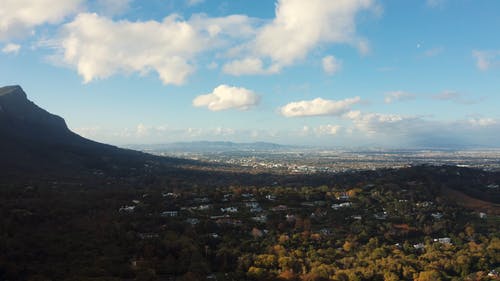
(224, 0), (376, 75)
(54, 13), (256, 84)
(473, 50), (500, 71)
(0, 0), (83, 41)
(2, 43), (20, 54)
(193, 84), (260, 111)
(280, 97), (361, 117)
(468, 118), (497, 127)
(315, 124), (341, 135)
(255, 0), (374, 65)
(46, 1), (376, 82)
(384, 91), (415, 104)
(188, 14), (257, 39)
(322, 55), (342, 75)
(341, 109), (500, 147)
(223, 58), (280, 75)
(344, 110), (410, 135)
(57, 13), (204, 84)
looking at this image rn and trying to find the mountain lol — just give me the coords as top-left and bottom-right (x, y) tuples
(128, 141), (298, 153)
(0, 85), (167, 178)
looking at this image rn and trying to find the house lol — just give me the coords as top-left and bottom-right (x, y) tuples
(162, 192), (180, 198)
(416, 201), (433, 208)
(488, 270), (499, 278)
(413, 243), (425, 250)
(336, 193), (350, 201)
(161, 211), (178, 217)
(311, 210), (327, 218)
(250, 206), (263, 213)
(331, 202), (351, 210)
(374, 212), (387, 220)
(252, 215), (267, 223)
(119, 205), (135, 213)
(210, 215), (229, 219)
(216, 218), (242, 226)
(319, 228), (331, 235)
(242, 193), (254, 199)
(245, 202), (260, 208)
(434, 237), (451, 245)
(431, 212), (443, 219)
(221, 207), (238, 213)
(194, 197), (210, 203)
(486, 184), (499, 190)
(271, 205), (288, 211)
(266, 194), (276, 201)
(197, 204), (211, 211)
(186, 218), (200, 225)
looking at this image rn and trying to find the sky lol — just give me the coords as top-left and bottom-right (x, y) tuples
(1, 0), (500, 148)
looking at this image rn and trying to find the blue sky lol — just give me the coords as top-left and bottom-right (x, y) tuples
(1, 0), (499, 147)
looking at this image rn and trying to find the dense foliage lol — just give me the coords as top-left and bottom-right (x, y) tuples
(0, 166), (499, 280)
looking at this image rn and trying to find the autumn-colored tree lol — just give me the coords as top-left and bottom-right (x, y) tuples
(416, 270), (441, 281)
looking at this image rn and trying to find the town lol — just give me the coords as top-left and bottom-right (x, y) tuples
(141, 146), (500, 174)
(2, 165), (498, 280)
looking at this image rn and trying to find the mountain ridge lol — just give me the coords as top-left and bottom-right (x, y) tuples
(0, 85), (169, 178)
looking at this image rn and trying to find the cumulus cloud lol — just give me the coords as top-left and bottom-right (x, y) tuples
(0, 0), (83, 41)
(224, 0), (376, 75)
(280, 97), (361, 117)
(193, 84), (260, 111)
(57, 13), (203, 84)
(53, 13), (256, 84)
(384, 91), (415, 104)
(473, 50), (500, 71)
(46, 0), (376, 83)
(322, 55), (342, 75)
(255, 0), (374, 65)
(2, 43), (20, 54)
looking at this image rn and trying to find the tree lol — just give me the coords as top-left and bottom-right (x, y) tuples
(416, 270), (441, 281)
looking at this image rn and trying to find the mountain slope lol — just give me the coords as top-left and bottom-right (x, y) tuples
(0, 85), (163, 176)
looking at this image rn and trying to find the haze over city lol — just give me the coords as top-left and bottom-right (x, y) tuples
(1, 0), (500, 147)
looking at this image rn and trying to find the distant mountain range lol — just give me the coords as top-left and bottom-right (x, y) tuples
(127, 141), (298, 153)
(0, 85), (178, 178)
